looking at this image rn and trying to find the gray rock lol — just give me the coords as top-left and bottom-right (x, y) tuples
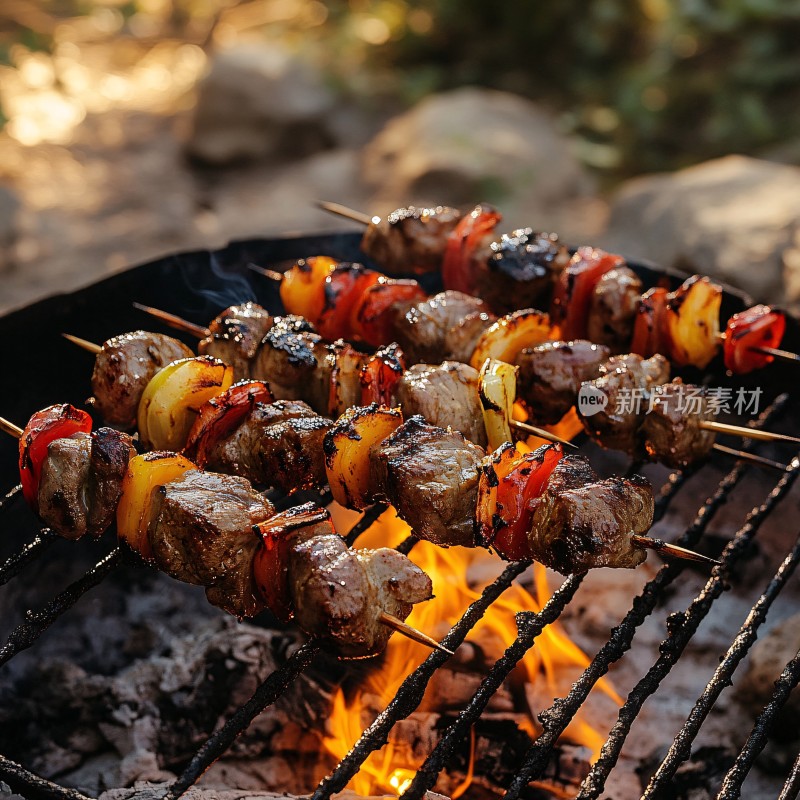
(361, 88), (592, 226)
(602, 155), (800, 307)
(188, 44), (336, 165)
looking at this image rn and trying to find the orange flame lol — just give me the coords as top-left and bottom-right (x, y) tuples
(323, 503), (618, 796)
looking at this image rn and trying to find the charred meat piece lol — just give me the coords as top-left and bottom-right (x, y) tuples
(394, 290), (493, 364)
(516, 340), (611, 425)
(91, 331), (193, 427)
(38, 429), (135, 540)
(529, 456), (652, 573)
(252, 315), (332, 412)
(587, 267), (643, 352)
(471, 229), (571, 314)
(396, 361), (487, 447)
(203, 400), (331, 492)
(361, 205), (463, 275)
(641, 379), (716, 468)
(444, 311), (497, 365)
(289, 530), (432, 659)
(199, 302), (273, 380)
(579, 354), (670, 456)
(148, 469), (274, 619)
(370, 416), (484, 547)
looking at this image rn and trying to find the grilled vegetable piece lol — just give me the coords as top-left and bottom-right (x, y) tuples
(442, 203), (502, 295)
(317, 264), (382, 341)
(117, 451), (196, 560)
(641, 379), (716, 468)
(138, 356), (234, 451)
(278, 256), (337, 323)
(470, 308), (552, 369)
(91, 331), (193, 427)
(361, 205), (463, 275)
(587, 266), (643, 352)
(328, 342), (369, 416)
(665, 275), (722, 369)
(516, 340), (611, 425)
(198, 302), (273, 381)
(360, 343), (406, 406)
(551, 247), (625, 340)
(201, 399), (331, 493)
(631, 287), (671, 360)
(355, 279), (427, 347)
(724, 305), (786, 374)
(148, 469), (274, 619)
(477, 442), (564, 560)
(184, 380), (273, 466)
(472, 228), (571, 315)
(395, 290), (493, 365)
(324, 405), (402, 510)
(288, 525), (433, 659)
(19, 404), (93, 509)
(478, 358), (517, 451)
(396, 361), (487, 447)
(578, 354), (670, 456)
(369, 416), (484, 547)
(529, 458), (652, 573)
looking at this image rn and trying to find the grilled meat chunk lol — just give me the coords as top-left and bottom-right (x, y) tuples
(471, 229), (571, 314)
(203, 400), (330, 492)
(396, 361), (487, 446)
(328, 343), (369, 417)
(641, 379), (716, 468)
(370, 416), (484, 547)
(579, 354), (670, 456)
(394, 290), (493, 364)
(529, 456), (652, 573)
(38, 429), (134, 540)
(252, 316), (332, 412)
(587, 267), (643, 352)
(361, 205), (463, 275)
(91, 331), (193, 427)
(516, 340), (611, 425)
(289, 531), (432, 659)
(199, 302), (273, 380)
(148, 469), (274, 619)
(444, 311), (497, 365)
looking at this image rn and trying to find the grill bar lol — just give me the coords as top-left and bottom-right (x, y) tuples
(400, 575), (585, 800)
(0, 754), (94, 800)
(501, 397), (788, 797)
(0, 483), (21, 511)
(0, 548), (121, 667)
(575, 455), (800, 799)
(644, 529), (800, 795)
(717, 645), (800, 799)
(345, 503), (389, 546)
(311, 560), (529, 800)
(166, 639), (322, 799)
(779, 749), (800, 800)
(0, 527), (57, 587)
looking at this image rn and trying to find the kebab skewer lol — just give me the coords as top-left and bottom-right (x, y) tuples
(0, 407), (443, 659)
(315, 203), (796, 374)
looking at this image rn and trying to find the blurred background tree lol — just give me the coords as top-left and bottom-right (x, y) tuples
(1, 0), (800, 180)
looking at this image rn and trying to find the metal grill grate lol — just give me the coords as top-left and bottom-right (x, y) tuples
(1, 233), (799, 800)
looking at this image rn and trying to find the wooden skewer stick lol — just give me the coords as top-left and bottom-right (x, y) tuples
(509, 419), (577, 450)
(248, 263), (285, 282)
(62, 333), (102, 355)
(315, 200), (373, 226)
(749, 345), (800, 364)
(133, 303), (210, 339)
(378, 611), (454, 655)
(631, 534), (720, 566)
(712, 443), (788, 471)
(0, 417), (23, 439)
(699, 419), (800, 446)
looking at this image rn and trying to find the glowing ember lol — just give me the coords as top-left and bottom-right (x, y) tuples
(323, 502), (620, 796)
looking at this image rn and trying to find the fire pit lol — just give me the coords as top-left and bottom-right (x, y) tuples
(1, 232), (799, 800)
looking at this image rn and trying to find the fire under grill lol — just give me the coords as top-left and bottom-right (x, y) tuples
(1, 232), (800, 800)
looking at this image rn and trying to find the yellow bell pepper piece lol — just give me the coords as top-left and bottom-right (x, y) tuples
(479, 358), (517, 451)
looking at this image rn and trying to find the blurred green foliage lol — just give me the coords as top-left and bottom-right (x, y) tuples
(3, 0), (800, 177)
